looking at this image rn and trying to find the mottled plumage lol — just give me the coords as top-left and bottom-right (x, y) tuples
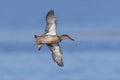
(34, 10), (74, 67)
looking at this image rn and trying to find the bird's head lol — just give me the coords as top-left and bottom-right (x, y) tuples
(60, 34), (74, 41)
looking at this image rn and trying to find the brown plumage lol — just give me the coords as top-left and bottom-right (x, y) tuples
(34, 10), (74, 67)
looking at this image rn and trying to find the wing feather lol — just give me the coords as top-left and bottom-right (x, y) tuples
(45, 10), (57, 35)
(47, 44), (64, 67)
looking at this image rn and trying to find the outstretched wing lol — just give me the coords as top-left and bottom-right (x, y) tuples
(47, 43), (64, 67)
(45, 10), (57, 35)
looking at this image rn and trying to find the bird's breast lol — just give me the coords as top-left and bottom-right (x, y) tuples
(35, 35), (60, 44)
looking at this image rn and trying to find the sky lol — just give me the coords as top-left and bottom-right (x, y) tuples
(0, 0), (120, 30)
(0, 0), (120, 42)
(0, 1), (120, 80)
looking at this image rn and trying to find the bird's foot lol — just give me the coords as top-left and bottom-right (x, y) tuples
(38, 44), (43, 51)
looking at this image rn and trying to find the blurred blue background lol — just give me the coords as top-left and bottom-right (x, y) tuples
(0, 0), (120, 80)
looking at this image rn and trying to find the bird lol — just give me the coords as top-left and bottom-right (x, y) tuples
(34, 10), (74, 67)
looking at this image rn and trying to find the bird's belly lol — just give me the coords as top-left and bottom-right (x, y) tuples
(39, 36), (60, 44)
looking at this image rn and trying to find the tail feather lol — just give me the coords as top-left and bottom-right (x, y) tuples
(34, 35), (40, 38)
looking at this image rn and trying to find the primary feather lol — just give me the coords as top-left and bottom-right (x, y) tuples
(45, 10), (57, 35)
(47, 44), (64, 67)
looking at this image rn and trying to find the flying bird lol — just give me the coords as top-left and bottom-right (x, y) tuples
(34, 10), (74, 67)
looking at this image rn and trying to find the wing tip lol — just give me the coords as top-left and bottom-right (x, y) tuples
(53, 58), (64, 67)
(48, 10), (54, 14)
(46, 10), (54, 17)
(58, 62), (64, 67)
(56, 58), (64, 67)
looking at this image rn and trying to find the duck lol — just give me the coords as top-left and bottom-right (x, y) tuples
(34, 10), (74, 67)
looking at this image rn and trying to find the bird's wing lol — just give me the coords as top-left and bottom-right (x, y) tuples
(47, 43), (64, 67)
(45, 10), (57, 35)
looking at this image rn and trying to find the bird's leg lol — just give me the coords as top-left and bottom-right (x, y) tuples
(38, 44), (44, 51)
